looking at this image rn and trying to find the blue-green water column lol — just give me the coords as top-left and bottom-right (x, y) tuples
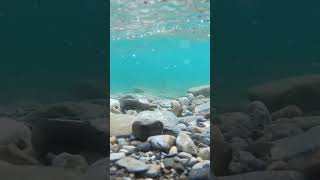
(111, 36), (210, 96)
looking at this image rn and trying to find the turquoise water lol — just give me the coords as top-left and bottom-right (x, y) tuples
(110, 36), (210, 97)
(110, 0), (210, 97)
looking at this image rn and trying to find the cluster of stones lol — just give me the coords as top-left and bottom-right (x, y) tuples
(212, 74), (320, 180)
(0, 99), (109, 180)
(110, 85), (211, 180)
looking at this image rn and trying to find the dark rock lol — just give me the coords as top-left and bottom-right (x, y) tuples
(272, 105), (303, 120)
(31, 119), (107, 164)
(247, 101), (271, 127)
(248, 74), (320, 112)
(132, 119), (163, 141)
(135, 142), (151, 152)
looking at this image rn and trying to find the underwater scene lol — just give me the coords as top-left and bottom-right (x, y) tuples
(212, 1), (320, 180)
(0, 1), (108, 179)
(110, 0), (211, 179)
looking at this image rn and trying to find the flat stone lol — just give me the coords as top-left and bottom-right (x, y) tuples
(116, 157), (149, 173)
(110, 153), (126, 162)
(176, 132), (198, 155)
(148, 135), (176, 153)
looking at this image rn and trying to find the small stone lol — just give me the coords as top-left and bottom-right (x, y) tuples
(189, 166), (210, 180)
(122, 146), (136, 154)
(148, 135), (176, 153)
(116, 157), (149, 173)
(272, 105), (303, 120)
(135, 142), (151, 152)
(163, 158), (175, 169)
(130, 140), (142, 146)
(176, 132), (198, 155)
(192, 161), (210, 170)
(174, 163), (185, 174)
(51, 152), (88, 173)
(145, 164), (161, 178)
(266, 161), (289, 170)
(198, 147), (210, 160)
(110, 136), (117, 144)
(168, 146), (178, 156)
(178, 152), (193, 159)
(188, 157), (198, 167)
(110, 153), (126, 162)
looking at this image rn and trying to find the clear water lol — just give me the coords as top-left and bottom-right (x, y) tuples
(110, 0), (210, 97)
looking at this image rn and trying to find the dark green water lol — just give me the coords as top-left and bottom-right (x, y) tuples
(0, 0), (108, 105)
(213, 0), (320, 109)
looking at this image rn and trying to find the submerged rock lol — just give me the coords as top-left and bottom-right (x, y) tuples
(248, 74), (320, 112)
(115, 157), (149, 173)
(148, 135), (176, 153)
(176, 132), (198, 155)
(135, 111), (179, 128)
(187, 85), (210, 97)
(132, 118), (163, 141)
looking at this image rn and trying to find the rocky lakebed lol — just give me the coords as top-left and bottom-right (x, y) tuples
(213, 74), (320, 180)
(110, 85), (211, 180)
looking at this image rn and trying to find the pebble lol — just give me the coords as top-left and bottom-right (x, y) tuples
(168, 146), (178, 156)
(148, 135), (176, 152)
(145, 164), (161, 178)
(116, 157), (149, 173)
(176, 131), (198, 155)
(110, 153), (126, 162)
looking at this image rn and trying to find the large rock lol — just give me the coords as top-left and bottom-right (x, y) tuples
(132, 118), (164, 141)
(110, 114), (135, 137)
(187, 85), (210, 97)
(31, 118), (107, 163)
(216, 171), (304, 180)
(135, 111), (179, 128)
(248, 74), (320, 112)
